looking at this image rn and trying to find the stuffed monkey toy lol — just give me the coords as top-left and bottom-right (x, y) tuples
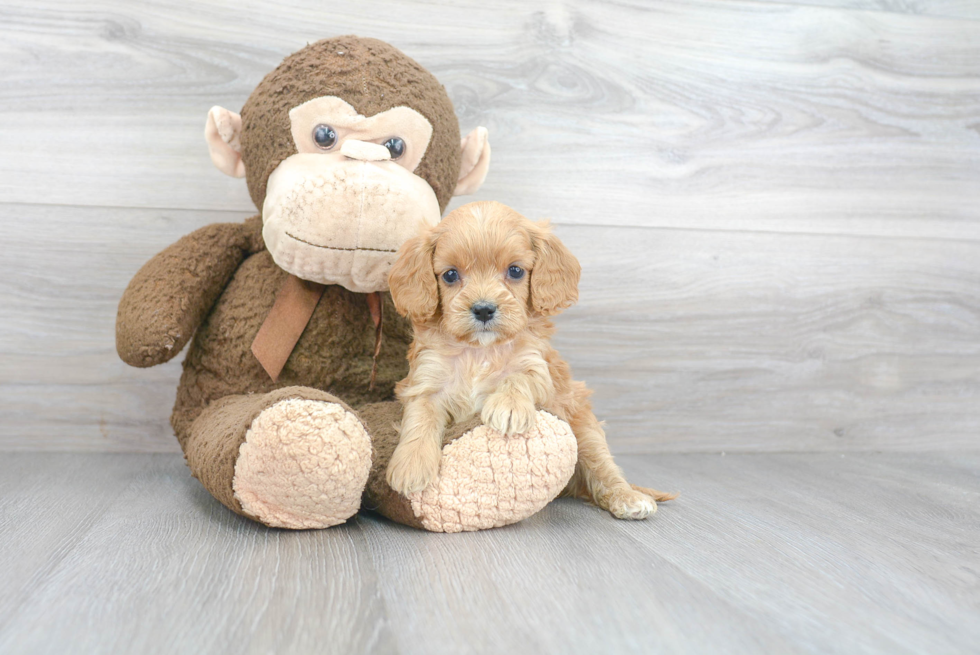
(116, 36), (577, 532)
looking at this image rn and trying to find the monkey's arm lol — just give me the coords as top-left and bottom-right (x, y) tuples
(116, 219), (259, 367)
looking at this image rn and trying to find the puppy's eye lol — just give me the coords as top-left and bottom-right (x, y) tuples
(313, 124), (337, 149)
(507, 265), (525, 280)
(383, 137), (405, 159)
(442, 269), (460, 284)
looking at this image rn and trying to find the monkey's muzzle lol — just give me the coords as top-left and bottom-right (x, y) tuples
(262, 154), (442, 293)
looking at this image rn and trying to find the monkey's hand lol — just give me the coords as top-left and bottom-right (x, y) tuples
(116, 220), (254, 368)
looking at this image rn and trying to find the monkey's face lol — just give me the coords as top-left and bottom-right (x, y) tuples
(204, 37), (492, 294)
(260, 96), (441, 293)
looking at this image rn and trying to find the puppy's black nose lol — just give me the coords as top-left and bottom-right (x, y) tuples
(471, 302), (496, 323)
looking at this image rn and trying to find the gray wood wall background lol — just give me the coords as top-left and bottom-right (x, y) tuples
(1, 0), (978, 454)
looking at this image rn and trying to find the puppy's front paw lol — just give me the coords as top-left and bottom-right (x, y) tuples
(481, 392), (537, 436)
(386, 438), (442, 496)
(604, 488), (658, 520)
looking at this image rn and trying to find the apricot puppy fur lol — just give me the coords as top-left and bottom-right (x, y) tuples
(385, 201), (674, 519)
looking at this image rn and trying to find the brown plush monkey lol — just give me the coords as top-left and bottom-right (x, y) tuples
(116, 36), (577, 532)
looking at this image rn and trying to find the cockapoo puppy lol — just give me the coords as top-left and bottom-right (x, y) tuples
(385, 201), (674, 519)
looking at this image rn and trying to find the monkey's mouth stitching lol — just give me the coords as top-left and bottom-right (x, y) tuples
(285, 232), (398, 253)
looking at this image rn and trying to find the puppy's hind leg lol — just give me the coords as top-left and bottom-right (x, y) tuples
(565, 408), (674, 520)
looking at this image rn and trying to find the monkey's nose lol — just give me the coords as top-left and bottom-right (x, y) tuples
(471, 303), (496, 323)
(340, 140), (391, 161)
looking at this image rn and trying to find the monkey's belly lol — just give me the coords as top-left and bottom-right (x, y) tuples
(171, 250), (410, 440)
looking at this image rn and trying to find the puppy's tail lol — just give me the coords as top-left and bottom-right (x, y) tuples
(632, 484), (678, 502)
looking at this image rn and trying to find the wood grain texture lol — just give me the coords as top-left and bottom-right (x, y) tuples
(0, 454), (396, 655)
(0, 204), (239, 451)
(557, 223), (980, 453)
(1, 0), (978, 452)
(3, 204), (977, 452)
(0, 0), (978, 239)
(1, 452), (978, 654)
(752, 0), (980, 20)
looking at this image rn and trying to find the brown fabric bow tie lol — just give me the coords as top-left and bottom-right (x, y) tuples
(250, 275), (384, 388)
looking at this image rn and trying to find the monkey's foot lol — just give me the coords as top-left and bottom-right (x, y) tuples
(232, 398), (372, 529)
(407, 411), (577, 533)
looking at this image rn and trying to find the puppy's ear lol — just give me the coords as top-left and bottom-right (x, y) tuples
(529, 221), (581, 316)
(389, 230), (439, 322)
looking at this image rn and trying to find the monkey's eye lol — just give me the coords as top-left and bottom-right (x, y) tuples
(507, 265), (525, 280)
(313, 124), (337, 149)
(442, 269), (459, 284)
(383, 137), (405, 159)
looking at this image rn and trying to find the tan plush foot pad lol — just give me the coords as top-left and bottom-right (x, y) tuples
(407, 411), (577, 533)
(233, 399), (372, 529)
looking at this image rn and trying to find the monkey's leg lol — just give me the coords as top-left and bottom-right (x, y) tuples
(183, 387), (372, 529)
(359, 403), (577, 533)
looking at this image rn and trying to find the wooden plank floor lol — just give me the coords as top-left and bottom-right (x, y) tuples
(1, 452), (977, 654)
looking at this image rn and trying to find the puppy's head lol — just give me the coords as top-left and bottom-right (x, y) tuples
(388, 201), (580, 345)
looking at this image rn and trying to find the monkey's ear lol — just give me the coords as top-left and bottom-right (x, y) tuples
(454, 127), (491, 196)
(205, 106), (247, 178)
(388, 231), (439, 323)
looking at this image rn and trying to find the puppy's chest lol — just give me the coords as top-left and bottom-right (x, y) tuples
(438, 348), (533, 419)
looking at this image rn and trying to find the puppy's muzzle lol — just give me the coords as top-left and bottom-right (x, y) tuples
(471, 302), (497, 324)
